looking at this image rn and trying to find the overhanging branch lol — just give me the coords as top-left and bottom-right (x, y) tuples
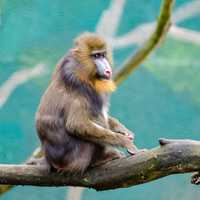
(114, 0), (174, 85)
(0, 139), (200, 191)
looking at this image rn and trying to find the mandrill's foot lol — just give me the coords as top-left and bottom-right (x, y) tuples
(26, 157), (51, 172)
(127, 148), (148, 156)
(191, 172), (200, 185)
(91, 149), (125, 168)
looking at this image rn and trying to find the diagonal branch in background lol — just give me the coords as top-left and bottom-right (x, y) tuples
(113, 0), (200, 49)
(114, 0), (174, 85)
(0, 64), (47, 109)
(172, 0), (200, 24)
(96, 0), (125, 38)
(0, 0), (174, 196)
(0, 139), (200, 190)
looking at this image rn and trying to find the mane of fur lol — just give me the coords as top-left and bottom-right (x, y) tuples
(93, 79), (116, 93)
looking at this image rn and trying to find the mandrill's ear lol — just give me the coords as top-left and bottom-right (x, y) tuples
(70, 48), (79, 56)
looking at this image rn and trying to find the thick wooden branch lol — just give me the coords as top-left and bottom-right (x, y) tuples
(0, 147), (43, 195)
(0, 139), (200, 191)
(114, 0), (174, 85)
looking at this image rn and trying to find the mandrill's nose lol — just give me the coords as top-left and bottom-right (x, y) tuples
(104, 69), (112, 79)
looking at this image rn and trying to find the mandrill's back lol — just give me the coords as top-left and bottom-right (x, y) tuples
(36, 78), (67, 129)
(35, 74), (96, 173)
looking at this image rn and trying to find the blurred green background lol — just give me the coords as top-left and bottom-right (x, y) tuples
(0, 0), (200, 199)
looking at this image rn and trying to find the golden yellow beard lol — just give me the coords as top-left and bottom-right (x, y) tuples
(93, 79), (116, 93)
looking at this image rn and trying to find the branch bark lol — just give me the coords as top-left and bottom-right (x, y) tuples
(0, 139), (200, 191)
(0, 147), (42, 195)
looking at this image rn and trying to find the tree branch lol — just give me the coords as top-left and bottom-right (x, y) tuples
(0, 139), (200, 191)
(114, 0), (174, 85)
(0, 147), (42, 195)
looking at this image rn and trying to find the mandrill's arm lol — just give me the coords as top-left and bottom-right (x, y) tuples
(65, 100), (136, 152)
(108, 117), (135, 140)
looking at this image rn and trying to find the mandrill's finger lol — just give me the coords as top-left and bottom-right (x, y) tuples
(127, 148), (136, 155)
(124, 132), (134, 140)
(128, 133), (134, 140)
(127, 147), (148, 155)
(126, 144), (138, 155)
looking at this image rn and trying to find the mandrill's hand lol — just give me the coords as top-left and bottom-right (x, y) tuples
(117, 128), (135, 141)
(124, 131), (134, 140)
(108, 117), (135, 141)
(119, 134), (138, 155)
(125, 141), (138, 155)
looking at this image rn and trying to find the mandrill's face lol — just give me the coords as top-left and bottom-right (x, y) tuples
(90, 49), (112, 80)
(73, 33), (116, 93)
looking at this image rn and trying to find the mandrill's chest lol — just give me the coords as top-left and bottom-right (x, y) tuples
(87, 92), (110, 127)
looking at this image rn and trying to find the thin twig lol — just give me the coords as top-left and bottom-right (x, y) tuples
(114, 0), (174, 85)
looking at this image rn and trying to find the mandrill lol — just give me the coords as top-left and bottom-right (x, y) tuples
(35, 32), (139, 173)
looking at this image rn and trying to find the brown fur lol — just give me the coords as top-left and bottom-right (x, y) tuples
(36, 33), (137, 173)
(73, 32), (115, 93)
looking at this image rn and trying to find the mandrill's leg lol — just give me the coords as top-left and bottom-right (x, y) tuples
(108, 117), (148, 155)
(43, 135), (96, 174)
(91, 146), (125, 168)
(66, 101), (138, 155)
(26, 156), (51, 172)
(108, 117), (134, 140)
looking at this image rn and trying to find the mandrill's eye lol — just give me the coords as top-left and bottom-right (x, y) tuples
(91, 53), (100, 59)
(91, 52), (106, 59)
